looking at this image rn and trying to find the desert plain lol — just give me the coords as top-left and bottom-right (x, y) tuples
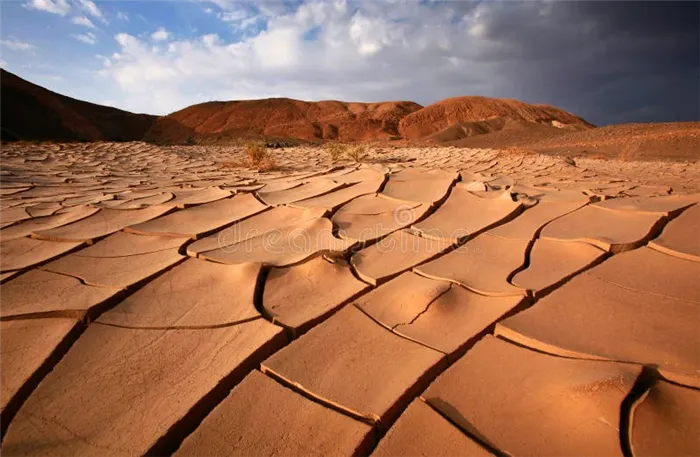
(0, 138), (699, 456)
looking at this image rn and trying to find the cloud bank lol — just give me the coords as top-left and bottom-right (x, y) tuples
(51, 1), (700, 124)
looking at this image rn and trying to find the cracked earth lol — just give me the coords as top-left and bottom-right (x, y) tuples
(1, 142), (699, 456)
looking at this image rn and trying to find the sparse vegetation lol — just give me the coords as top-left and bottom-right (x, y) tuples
(346, 145), (369, 163)
(323, 142), (371, 163)
(245, 141), (268, 163)
(255, 155), (277, 172)
(219, 141), (277, 171)
(219, 141), (277, 172)
(324, 142), (348, 162)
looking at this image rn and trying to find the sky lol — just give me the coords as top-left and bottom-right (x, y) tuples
(1, 0), (698, 126)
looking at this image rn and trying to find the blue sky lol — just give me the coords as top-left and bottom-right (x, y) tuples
(1, 0), (251, 109)
(1, 1), (698, 125)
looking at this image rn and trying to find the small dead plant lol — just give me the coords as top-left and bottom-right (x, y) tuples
(220, 141), (276, 172)
(346, 145), (369, 163)
(255, 156), (277, 172)
(245, 141), (276, 171)
(324, 142), (348, 162)
(245, 141), (268, 163)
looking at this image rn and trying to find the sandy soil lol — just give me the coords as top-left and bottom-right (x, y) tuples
(1, 142), (699, 456)
(444, 121), (700, 162)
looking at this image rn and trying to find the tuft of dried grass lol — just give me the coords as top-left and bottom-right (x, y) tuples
(254, 156), (276, 172)
(346, 145), (369, 163)
(246, 141), (276, 171)
(245, 141), (269, 164)
(324, 142), (348, 162)
(220, 141), (276, 171)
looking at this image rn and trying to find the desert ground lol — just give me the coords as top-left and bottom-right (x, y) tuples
(1, 141), (699, 456)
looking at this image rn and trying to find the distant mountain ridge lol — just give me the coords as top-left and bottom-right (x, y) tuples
(143, 98), (424, 144)
(398, 96), (594, 140)
(1, 69), (594, 144)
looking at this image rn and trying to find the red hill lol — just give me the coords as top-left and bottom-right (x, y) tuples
(398, 96), (594, 140)
(2, 70), (606, 147)
(144, 98), (423, 144)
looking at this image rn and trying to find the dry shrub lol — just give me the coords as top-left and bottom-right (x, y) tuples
(245, 141), (268, 164)
(245, 141), (276, 171)
(221, 141), (276, 171)
(255, 156), (276, 172)
(346, 145), (369, 163)
(324, 142), (348, 162)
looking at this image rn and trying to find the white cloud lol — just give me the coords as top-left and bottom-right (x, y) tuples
(200, 34), (220, 48)
(115, 33), (135, 48)
(205, 0), (239, 10)
(218, 10), (247, 22)
(95, 2), (444, 113)
(23, 0), (70, 15)
(204, 8), (213, 14)
(95, 0), (692, 125)
(1, 39), (36, 51)
(72, 16), (96, 29)
(211, 0), (278, 35)
(217, 8), (263, 32)
(72, 32), (97, 45)
(468, 23), (487, 38)
(349, 13), (398, 56)
(76, 0), (106, 23)
(151, 27), (171, 42)
(99, 1), (485, 114)
(116, 11), (129, 21)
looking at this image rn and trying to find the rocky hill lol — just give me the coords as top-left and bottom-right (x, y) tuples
(398, 96), (594, 140)
(143, 98), (422, 144)
(2, 70), (599, 146)
(0, 69), (156, 142)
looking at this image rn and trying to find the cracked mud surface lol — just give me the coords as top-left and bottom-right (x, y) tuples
(1, 142), (699, 456)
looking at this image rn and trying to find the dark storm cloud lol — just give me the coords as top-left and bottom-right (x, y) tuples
(459, 1), (699, 125)
(89, 0), (698, 124)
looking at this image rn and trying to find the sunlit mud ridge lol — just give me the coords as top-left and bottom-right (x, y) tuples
(1, 141), (699, 456)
